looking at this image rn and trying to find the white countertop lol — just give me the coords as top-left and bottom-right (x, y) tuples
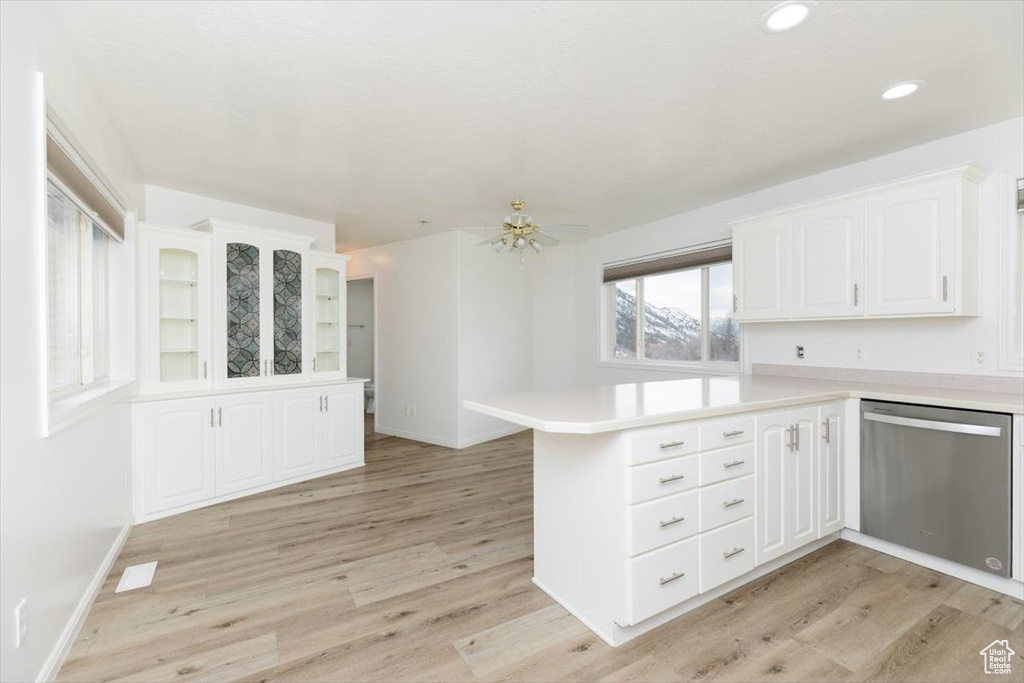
(464, 374), (1024, 434)
(132, 377), (369, 403)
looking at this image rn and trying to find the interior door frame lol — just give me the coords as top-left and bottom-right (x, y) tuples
(346, 272), (378, 434)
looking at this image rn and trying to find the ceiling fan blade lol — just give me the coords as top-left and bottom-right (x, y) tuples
(533, 232), (560, 246)
(539, 224), (590, 234)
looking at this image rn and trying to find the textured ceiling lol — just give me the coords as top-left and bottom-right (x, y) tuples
(47, 1), (1024, 250)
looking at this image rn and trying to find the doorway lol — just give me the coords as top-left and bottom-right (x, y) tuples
(347, 275), (376, 434)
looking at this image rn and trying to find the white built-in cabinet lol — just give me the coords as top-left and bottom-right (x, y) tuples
(731, 165), (985, 322)
(134, 219), (364, 522)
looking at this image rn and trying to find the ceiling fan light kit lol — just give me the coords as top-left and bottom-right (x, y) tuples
(473, 199), (589, 262)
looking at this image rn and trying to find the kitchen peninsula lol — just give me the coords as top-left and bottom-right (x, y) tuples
(465, 374), (1024, 646)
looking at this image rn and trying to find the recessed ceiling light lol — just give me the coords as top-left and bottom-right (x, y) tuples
(760, 1), (814, 33)
(880, 81), (923, 100)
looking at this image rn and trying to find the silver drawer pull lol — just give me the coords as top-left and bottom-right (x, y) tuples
(659, 516), (686, 528)
(722, 460), (745, 469)
(723, 498), (745, 508)
(658, 473), (686, 484)
(722, 430), (745, 438)
(723, 547), (746, 559)
(659, 571), (686, 586)
(659, 440), (686, 449)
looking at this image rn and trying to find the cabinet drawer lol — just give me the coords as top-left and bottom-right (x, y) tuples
(628, 454), (699, 504)
(625, 536), (699, 625)
(699, 416), (754, 451)
(700, 443), (754, 486)
(699, 518), (755, 593)
(699, 475), (754, 532)
(627, 490), (699, 557)
(628, 425), (699, 466)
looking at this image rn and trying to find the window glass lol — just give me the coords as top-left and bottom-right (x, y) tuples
(708, 263), (739, 362)
(47, 186), (81, 391)
(613, 280), (637, 359)
(92, 225), (110, 379)
(643, 269), (702, 362)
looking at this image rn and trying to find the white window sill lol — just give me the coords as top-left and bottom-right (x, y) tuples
(598, 360), (740, 376)
(47, 379), (136, 437)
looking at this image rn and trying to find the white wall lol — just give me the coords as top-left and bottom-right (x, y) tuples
(346, 279), (374, 383)
(457, 233), (534, 446)
(144, 184), (336, 251)
(533, 244), (578, 391)
(0, 4), (143, 682)
(347, 232), (461, 446)
(559, 117), (1024, 388)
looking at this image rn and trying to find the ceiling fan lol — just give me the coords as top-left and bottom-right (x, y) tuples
(471, 199), (589, 258)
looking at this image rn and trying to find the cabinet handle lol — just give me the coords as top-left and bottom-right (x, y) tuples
(319, 396), (323, 412)
(723, 547), (746, 559)
(822, 419), (831, 444)
(218, 407), (222, 426)
(853, 283), (859, 306)
(658, 473), (686, 484)
(659, 440), (686, 450)
(659, 516), (686, 528)
(722, 460), (745, 469)
(794, 424), (800, 450)
(786, 425), (795, 452)
(264, 359), (268, 376)
(942, 275), (948, 302)
(202, 361), (208, 379)
(210, 408), (215, 428)
(659, 571), (686, 586)
(733, 294), (738, 313)
(325, 395), (329, 412)
(722, 430), (744, 438)
(313, 357), (317, 372)
(723, 498), (745, 508)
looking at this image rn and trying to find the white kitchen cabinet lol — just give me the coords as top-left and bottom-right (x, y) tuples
(138, 225), (213, 394)
(865, 180), (956, 316)
(732, 220), (789, 321)
(216, 393), (274, 495)
(312, 253), (350, 378)
(139, 397), (216, 515)
(275, 390), (322, 478)
(817, 403), (845, 538)
(792, 203), (864, 318)
(755, 406), (818, 566)
(323, 385), (363, 466)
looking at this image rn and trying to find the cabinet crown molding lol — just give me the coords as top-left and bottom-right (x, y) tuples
(190, 218), (317, 246)
(728, 163), (988, 229)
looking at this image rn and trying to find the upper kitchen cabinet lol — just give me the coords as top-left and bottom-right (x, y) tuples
(138, 224), (213, 394)
(729, 164), (985, 323)
(311, 252), (350, 378)
(193, 220), (316, 389)
(733, 220), (790, 321)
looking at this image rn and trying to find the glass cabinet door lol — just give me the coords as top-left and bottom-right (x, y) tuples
(273, 249), (303, 375)
(315, 267), (342, 373)
(225, 242), (261, 378)
(159, 248), (201, 382)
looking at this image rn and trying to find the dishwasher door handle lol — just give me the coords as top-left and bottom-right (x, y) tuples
(864, 412), (1002, 437)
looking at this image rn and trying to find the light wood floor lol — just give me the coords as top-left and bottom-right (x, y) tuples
(59, 417), (1023, 682)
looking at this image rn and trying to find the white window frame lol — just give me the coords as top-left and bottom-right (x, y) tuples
(999, 170), (1024, 372)
(601, 261), (741, 375)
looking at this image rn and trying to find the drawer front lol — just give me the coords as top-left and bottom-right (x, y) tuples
(629, 425), (699, 466)
(627, 490), (700, 557)
(699, 475), (755, 532)
(699, 416), (755, 452)
(699, 518), (755, 593)
(700, 443), (754, 486)
(628, 454), (699, 504)
(625, 536), (700, 625)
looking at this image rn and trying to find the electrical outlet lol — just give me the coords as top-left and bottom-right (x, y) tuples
(410, 405), (417, 417)
(973, 350), (988, 368)
(796, 345), (805, 360)
(853, 348), (863, 363)
(13, 599), (27, 649)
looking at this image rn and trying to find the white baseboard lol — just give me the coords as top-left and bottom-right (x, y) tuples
(375, 423), (528, 450)
(457, 425), (529, 449)
(841, 529), (1024, 599)
(37, 522), (132, 683)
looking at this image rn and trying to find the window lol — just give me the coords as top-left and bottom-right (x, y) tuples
(46, 181), (111, 396)
(607, 249), (739, 369)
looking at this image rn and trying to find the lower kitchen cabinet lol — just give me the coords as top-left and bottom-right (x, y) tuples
(135, 381), (365, 520)
(818, 402), (845, 537)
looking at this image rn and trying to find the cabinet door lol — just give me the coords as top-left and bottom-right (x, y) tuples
(312, 255), (348, 378)
(322, 386), (363, 467)
(141, 398), (215, 514)
(272, 249), (305, 377)
(865, 180), (955, 315)
(818, 403), (844, 538)
(792, 203), (865, 318)
(222, 239), (266, 383)
(789, 407), (818, 550)
(274, 390), (322, 478)
(755, 411), (790, 565)
(216, 393), (274, 495)
(733, 221), (790, 321)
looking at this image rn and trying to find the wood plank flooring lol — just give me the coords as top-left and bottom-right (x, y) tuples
(58, 418), (1024, 682)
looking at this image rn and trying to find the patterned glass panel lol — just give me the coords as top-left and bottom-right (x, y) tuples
(226, 242), (260, 378)
(274, 250), (303, 375)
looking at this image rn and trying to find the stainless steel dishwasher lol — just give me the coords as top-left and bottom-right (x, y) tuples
(860, 400), (1012, 577)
